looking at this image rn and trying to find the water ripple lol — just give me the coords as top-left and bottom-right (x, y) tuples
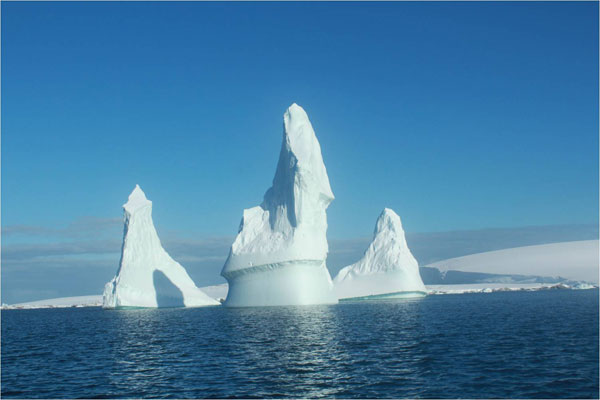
(2, 290), (598, 398)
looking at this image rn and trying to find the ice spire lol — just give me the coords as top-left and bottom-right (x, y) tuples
(221, 103), (338, 307)
(123, 184), (151, 213)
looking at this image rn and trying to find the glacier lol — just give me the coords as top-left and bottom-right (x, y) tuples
(103, 185), (219, 308)
(425, 240), (599, 284)
(333, 208), (427, 300)
(221, 103), (338, 307)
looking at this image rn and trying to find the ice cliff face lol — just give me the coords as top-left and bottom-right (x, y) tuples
(333, 208), (427, 299)
(103, 185), (219, 308)
(221, 103), (338, 307)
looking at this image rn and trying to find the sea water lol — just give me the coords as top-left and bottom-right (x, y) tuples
(2, 289), (598, 398)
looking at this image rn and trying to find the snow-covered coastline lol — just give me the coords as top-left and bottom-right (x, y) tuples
(427, 282), (597, 295)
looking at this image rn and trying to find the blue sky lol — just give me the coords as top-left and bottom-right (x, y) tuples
(2, 2), (598, 303)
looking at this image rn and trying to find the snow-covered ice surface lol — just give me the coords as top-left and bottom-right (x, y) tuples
(425, 240), (599, 284)
(334, 208), (427, 300)
(103, 185), (219, 308)
(426, 282), (597, 295)
(2, 295), (103, 309)
(221, 104), (338, 307)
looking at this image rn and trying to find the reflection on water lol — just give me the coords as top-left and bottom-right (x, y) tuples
(2, 291), (598, 398)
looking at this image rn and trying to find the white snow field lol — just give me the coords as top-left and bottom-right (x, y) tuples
(221, 103), (338, 307)
(334, 208), (427, 300)
(2, 295), (103, 309)
(425, 240), (599, 284)
(103, 185), (219, 308)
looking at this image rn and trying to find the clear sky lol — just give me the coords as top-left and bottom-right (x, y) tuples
(1, 2), (598, 303)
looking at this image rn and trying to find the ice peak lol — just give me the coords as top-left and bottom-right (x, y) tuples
(284, 103), (307, 123)
(282, 103), (314, 162)
(124, 184), (151, 213)
(276, 103), (334, 203)
(375, 208), (404, 237)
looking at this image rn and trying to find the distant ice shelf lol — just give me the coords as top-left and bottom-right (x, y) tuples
(1, 295), (103, 309)
(426, 282), (597, 295)
(424, 240), (599, 284)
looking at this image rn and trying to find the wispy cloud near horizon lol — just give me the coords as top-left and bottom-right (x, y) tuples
(1, 219), (597, 304)
(2, 217), (122, 241)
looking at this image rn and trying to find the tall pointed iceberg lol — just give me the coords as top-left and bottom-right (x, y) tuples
(221, 103), (338, 307)
(103, 185), (219, 308)
(333, 208), (427, 299)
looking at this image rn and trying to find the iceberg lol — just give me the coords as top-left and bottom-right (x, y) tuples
(221, 103), (338, 307)
(103, 185), (219, 308)
(333, 208), (427, 300)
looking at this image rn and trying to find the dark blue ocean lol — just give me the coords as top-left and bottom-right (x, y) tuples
(2, 290), (598, 398)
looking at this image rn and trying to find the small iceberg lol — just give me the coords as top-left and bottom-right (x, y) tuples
(333, 208), (427, 300)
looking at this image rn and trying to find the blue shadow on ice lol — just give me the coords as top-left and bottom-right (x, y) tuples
(153, 270), (185, 308)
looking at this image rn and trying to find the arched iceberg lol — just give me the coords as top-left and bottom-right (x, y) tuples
(103, 185), (219, 308)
